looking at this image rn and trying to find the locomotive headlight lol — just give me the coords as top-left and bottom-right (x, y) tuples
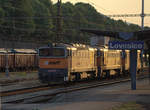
(147, 54), (149, 58)
(116, 50), (121, 52)
(71, 48), (77, 50)
(103, 49), (108, 51)
(89, 48), (94, 51)
(143, 54), (145, 58)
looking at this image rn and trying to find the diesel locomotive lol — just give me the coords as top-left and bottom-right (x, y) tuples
(38, 43), (146, 83)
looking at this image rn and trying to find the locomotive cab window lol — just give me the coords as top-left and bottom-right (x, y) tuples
(39, 48), (50, 56)
(39, 48), (65, 57)
(53, 48), (65, 56)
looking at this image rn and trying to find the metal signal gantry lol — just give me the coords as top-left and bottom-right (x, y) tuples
(106, 13), (150, 18)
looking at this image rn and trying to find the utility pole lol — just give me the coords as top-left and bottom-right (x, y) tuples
(56, 0), (62, 43)
(141, 0), (144, 30)
(141, 0), (144, 72)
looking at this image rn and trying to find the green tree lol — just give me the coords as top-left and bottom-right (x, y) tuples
(0, 8), (4, 24)
(0, 0), (145, 44)
(31, 0), (54, 41)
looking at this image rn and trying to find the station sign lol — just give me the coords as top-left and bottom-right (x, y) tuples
(108, 41), (144, 50)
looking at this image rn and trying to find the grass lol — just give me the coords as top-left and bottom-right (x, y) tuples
(0, 71), (38, 84)
(0, 71), (37, 77)
(112, 102), (144, 110)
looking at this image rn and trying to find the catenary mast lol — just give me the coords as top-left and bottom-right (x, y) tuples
(56, 0), (62, 42)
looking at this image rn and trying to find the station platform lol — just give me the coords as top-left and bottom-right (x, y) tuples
(43, 78), (150, 110)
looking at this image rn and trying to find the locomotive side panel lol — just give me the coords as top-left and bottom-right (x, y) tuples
(137, 50), (141, 71)
(104, 50), (122, 70)
(125, 50), (130, 71)
(124, 50), (142, 73)
(70, 49), (97, 72)
(143, 53), (149, 68)
(99, 49), (122, 76)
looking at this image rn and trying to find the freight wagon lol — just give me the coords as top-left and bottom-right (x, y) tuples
(0, 48), (38, 72)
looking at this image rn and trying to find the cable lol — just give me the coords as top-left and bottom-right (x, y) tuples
(106, 13), (150, 18)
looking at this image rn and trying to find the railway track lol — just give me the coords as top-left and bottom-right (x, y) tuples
(1, 74), (149, 104)
(0, 75), (130, 97)
(1, 85), (49, 97)
(0, 72), (38, 86)
(0, 78), (39, 87)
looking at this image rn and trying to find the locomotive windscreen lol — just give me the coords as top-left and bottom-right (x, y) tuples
(39, 48), (65, 57)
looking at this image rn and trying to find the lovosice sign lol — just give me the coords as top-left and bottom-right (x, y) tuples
(108, 41), (144, 50)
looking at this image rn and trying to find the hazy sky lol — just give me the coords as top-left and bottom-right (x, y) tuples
(52, 0), (150, 27)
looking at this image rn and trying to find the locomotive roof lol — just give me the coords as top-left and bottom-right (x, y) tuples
(39, 43), (97, 51)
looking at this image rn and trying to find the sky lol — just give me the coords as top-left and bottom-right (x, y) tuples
(52, 0), (150, 27)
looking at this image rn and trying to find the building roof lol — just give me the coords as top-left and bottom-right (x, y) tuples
(80, 29), (150, 47)
(134, 30), (150, 46)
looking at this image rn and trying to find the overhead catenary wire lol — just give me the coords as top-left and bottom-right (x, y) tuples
(106, 13), (150, 17)
(0, 14), (138, 33)
(1, 0), (149, 33)
(0, 17), (104, 31)
(2, 0), (149, 27)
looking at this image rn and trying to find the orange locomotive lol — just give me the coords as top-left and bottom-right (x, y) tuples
(38, 43), (97, 83)
(38, 43), (144, 83)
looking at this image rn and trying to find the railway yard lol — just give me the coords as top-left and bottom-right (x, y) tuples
(0, 0), (150, 110)
(0, 34), (150, 110)
(0, 69), (150, 110)
(0, 43), (150, 110)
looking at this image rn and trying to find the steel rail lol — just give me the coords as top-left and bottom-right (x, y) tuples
(2, 74), (148, 104)
(1, 68), (148, 97)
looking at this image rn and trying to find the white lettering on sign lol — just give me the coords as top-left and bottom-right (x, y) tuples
(109, 41), (144, 50)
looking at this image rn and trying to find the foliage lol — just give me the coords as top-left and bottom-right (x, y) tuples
(0, 7), (4, 24)
(0, 0), (146, 44)
(30, 0), (54, 41)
